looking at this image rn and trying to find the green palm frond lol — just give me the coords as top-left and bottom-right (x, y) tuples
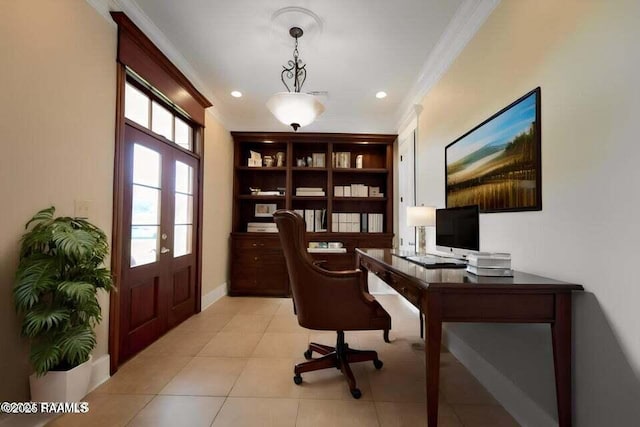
(22, 305), (70, 337)
(13, 257), (57, 311)
(52, 226), (97, 260)
(58, 326), (96, 367)
(31, 338), (63, 377)
(57, 281), (96, 304)
(25, 207), (55, 229)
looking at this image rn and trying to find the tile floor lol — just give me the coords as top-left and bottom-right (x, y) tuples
(46, 295), (519, 427)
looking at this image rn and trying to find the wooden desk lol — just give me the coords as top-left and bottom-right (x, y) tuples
(356, 248), (583, 427)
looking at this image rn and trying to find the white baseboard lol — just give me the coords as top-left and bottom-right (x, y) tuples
(201, 282), (227, 311)
(443, 328), (557, 427)
(88, 354), (111, 392)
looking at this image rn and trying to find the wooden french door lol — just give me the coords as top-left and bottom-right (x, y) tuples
(119, 124), (199, 361)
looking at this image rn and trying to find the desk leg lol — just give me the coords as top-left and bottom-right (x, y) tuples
(552, 293), (572, 427)
(426, 293), (442, 427)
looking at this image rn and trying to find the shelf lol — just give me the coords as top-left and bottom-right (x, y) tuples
(333, 197), (387, 202)
(236, 166), (287, 171)
(332, 168), (388, 174)
(237, 195), (286, 200)
(292, 196), (327, 201)
(292, 167), (328, 172)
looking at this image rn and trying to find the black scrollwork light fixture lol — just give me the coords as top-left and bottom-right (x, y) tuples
(266, 27), (325, 131)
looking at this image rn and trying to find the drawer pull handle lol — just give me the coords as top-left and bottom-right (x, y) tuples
(254, 257), (259, 261)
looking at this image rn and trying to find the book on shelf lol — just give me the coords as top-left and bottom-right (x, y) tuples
(247, 222), (277, 233)
(466, 265), (514, 277)
(307, 247), (347, 253)
(466, 253), (512, 268)
(331, 212), (383, 233)
(333, 152), (351, 168)
(332, 185), (383, 198)
(295, 187), (325, 196)
(255, 191), (281, 196)
(299, 209), (327, 232)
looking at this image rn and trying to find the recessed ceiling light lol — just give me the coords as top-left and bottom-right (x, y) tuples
(375, 91), (387, 99)
(231, 91), (243, 98)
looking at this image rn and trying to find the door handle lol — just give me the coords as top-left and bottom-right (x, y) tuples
(160, 247), (171, 254)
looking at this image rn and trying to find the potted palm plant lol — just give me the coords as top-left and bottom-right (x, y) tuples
(13, 207), (113, 401)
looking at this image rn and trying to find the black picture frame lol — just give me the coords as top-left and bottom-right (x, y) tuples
(445, 87), (542, 213)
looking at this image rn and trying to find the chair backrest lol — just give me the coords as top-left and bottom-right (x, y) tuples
(274, 210), (369, 330)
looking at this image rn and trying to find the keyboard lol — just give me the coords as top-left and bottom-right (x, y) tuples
(405, 255), (467, 269)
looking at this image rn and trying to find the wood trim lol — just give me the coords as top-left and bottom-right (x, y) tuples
(110, 12), (211, 125)
(109, 64), (127, 374)
(194, 126), (204, 313)
(230, 132), (397, 144)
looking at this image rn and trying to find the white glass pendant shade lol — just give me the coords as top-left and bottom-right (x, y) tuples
(266, 92), (325, 130)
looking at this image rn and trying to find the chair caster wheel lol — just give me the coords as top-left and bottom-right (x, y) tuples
(303, 350), (313, 360)
(373, 359), (383, 370)
(350, 388), (362, 399)
(293, 374), (303, 385)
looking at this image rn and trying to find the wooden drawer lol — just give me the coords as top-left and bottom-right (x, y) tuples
(233, 236), (281, 250)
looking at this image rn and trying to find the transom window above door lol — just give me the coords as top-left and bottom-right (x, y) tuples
(124, 81), (193, 151)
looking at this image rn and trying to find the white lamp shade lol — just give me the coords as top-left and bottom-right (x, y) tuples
(266, 92), (325, 128)
(406, 206), (436, 227)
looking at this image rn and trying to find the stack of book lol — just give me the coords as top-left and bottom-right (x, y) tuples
(247, 222), (278, 233)
(330, 213), (384, 233)
(466, 253), (513, 277)
(295, 187), (325, 196)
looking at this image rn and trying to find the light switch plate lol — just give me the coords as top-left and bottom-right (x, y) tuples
(74, 200), (91, 219)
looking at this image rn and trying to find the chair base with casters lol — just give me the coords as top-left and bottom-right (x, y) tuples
(293, 331), (383, 399)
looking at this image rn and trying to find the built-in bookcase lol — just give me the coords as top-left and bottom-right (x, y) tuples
(230, 132), (395, 296)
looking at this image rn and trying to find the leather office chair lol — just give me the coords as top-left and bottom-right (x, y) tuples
(273, 210), (391, 399)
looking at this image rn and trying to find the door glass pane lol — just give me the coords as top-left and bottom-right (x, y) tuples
(133, 144), (161, 187)
(152, 101), (173, 141)
(131, 226), (159, 267)
(124, 83), (150, 128)
(175, 161), (193, 194)
(174, 224), (192, 257)
(174, 194), (193, 225)
(132, 185), (160, 225)
(174, 117), (192, 150)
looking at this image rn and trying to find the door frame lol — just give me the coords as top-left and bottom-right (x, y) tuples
(109, 65), (205, 373)
(397, 115), (417, 251)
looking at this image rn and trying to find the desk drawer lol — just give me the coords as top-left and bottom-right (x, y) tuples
(364, 260), (421, 309)
(233, 237), (281, 250)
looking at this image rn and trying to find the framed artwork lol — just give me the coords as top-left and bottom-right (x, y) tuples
(255, 203), (277, 217)
(445, 87), (542, 213)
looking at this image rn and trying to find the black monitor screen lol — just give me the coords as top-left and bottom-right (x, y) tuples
(435, 205), (479, 251)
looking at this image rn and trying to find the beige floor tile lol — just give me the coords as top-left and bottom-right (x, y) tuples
(47, 393), (153, 427)
(367, 354), (426, 403)
(211, 397), (298, 427)
(177, 312), (236, 333)
(266, 314), (307, 333)
(221, 314), (274, 333)
(94, 355), (191, 395)
(275, 300), (296, 316)
(439, 368), (498, 405)
(128, 395), (224, 427)
(237, 298), (283, 315)
(141, 330), (214, 357)
(296, 399), (379, 427)
(204, 296), (252, 314)
(230, 358), (302, 398)
(298, 362), (373, 401)
(199, 332), (263, 357)
(160, 357), (247, 396)
(252, 332), (310, 358)
(452, 404), (520, 427)
(375, 401), (463, 427)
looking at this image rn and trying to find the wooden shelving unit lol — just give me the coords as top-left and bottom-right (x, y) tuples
(230, 132), (396, 296)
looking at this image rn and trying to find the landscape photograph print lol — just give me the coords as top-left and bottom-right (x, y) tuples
(446, 88), (541, 213)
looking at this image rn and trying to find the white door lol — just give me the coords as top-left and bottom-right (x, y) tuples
(398, 130), (416, 252)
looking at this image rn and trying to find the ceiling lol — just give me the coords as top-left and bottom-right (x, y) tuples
(123, 0), (472, 133)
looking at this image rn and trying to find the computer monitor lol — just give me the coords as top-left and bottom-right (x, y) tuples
(435, 205), (479, 258)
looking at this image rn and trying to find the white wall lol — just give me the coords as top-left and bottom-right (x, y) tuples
(0, 0), (117, 401)
(414, 0), (640, 425)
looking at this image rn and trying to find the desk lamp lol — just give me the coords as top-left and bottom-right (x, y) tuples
(406, 206), (435, 255)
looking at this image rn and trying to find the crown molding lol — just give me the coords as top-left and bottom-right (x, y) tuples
(85, 0), (229, 128)
(395, 0), (500, 132)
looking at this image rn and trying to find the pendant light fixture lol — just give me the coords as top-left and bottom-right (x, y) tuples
(266, 27), (325, 131)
